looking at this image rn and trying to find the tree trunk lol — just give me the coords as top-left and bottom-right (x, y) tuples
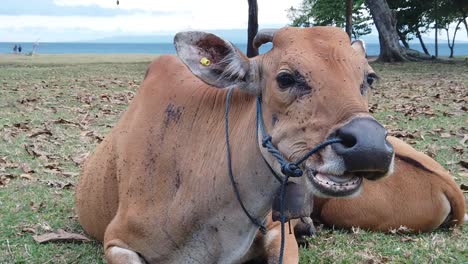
(247, 0), (259, 58)
(416, 29), (430, 55)
(446, 20), (462, 58)
(365, 0), (409, 62)
(345, 0), (353, 39)
(397, 30), (410, 49)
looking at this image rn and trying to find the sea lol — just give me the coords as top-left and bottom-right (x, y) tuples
(1, 42), (468, 57)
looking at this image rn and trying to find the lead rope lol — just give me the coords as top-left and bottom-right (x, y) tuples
(256, 97), (341, 264)
(225, 89), (342, 264)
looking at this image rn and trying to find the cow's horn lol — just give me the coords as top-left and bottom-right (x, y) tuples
(253, 29), (277, 49)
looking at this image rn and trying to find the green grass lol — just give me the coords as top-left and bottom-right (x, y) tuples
(0, 55), (466, 263)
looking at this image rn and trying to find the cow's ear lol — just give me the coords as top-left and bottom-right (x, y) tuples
(174, 31), (258, 93)
(351, 39), (367, 58)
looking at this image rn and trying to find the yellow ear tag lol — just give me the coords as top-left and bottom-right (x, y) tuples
(200, 57), (211, 66)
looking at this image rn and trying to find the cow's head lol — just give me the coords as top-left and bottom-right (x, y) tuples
(175, 27), (394, 198)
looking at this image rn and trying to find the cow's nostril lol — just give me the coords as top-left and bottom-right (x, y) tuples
(335, 129), (357, 149)
(338, 131), (357, 148)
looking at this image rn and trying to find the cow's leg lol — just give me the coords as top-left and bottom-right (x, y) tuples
(263, 223), (299, 264)
(293, 217), (316, 246)
(105, 240), (146, 264)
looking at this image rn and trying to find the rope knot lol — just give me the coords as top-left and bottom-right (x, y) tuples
(262, 135), (272, 147)
(280, 163), (303, 177)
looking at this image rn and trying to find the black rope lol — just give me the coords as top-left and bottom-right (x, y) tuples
(225, 88), (267, 234)
(256, 96), (341, 264)
(224, 90), (341, 264)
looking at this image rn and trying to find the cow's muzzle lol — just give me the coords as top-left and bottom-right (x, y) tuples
(330, 117), (394, 180)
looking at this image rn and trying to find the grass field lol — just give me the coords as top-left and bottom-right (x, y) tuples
(0, 54), (466, 263)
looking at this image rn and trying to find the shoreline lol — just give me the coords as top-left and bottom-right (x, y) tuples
(0, 53), (157, 64)
(1, 53), (466, 66)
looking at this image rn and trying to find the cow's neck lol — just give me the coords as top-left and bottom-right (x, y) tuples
(198, 88), (280, 260)
(224, 88), (280, 217)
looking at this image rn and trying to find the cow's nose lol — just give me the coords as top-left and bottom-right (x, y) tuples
(331, 118), (394, 179)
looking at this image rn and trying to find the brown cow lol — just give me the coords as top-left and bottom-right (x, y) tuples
(313, 136), (466, 232)
(260, 137), (465, 263)
(75, 27), (395, 263)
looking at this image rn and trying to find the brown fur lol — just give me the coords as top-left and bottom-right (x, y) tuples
(76, 27), (389, 263)
(313, 136), (465, 232)
(259, 137), (465, 263)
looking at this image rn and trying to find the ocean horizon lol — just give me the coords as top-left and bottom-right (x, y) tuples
(1, 42), (468, 57)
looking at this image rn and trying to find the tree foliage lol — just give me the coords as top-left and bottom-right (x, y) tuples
(287, 0), (372, 38)
(288, 0), (467, 59)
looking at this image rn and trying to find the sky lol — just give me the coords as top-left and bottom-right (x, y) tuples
(0, 0), (466, 43)
(0, 0), (302, 42)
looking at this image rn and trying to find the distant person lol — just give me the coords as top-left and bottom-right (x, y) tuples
(32, 42), (39, 55)
(13, 44), (17, 54)
(18, 44), (22, 53)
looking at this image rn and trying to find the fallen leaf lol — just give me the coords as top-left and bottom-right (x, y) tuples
(33, 229), (90, 243)
(22, 227), (37, 234)
(61, 171), (79, 178)
(460, 134), (468, 146)
(30, 201), (45, 212)
(20, 173), (35, 180)
(41, 180), (74, 189)
(0, 173), (16, 187)
(70, 153), (89, 165)
(400, 236), (418, 242)
(388, 225), (412, 234)
(440, 133), (451, 138)
(52, 118), (86, 129)
(29, 128), (52, 138)
(20, 163), (34, 173)
(44, 162), (60, 170)
(451, 146), (464, 154)
(459, 160), (468, 169)
(12, 121), (30, 130)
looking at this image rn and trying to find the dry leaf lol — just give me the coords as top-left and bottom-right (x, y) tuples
(20, 163), (34, 173)
(30, 201), (45, 212)
(460, 134), (468, 146)
(400, 236), (417, 242)
(61, 171), (79, 178)
(44, 162), (60, 170)
(70, 153), (89, 165)
(33, 229), (91, 243)
(24, 144), (52, 159)
(20, 173), (35, 180)
(22, 227), (37, 234)
(0, 173), (16, 187)
(41, 180), (74, 189)
(29, 128), (52, 138)
(452, 146), (464, 154)
(440, 133), (451, 138)
(459, 160), (468, 169)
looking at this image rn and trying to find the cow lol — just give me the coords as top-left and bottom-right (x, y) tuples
(312, 136), (466, 232)
(260, 136), (465, 263)
(75, 27), (395, 263)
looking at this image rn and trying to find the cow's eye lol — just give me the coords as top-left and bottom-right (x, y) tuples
(367, 73), (377, 86)
(276, 72), (296, 89)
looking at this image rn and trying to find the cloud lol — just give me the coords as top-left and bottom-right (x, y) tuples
(0, 0), (149, 17)
(0, 0), (302, 41)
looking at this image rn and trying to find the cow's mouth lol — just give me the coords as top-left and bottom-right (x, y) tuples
(307, 169), (362, 197)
